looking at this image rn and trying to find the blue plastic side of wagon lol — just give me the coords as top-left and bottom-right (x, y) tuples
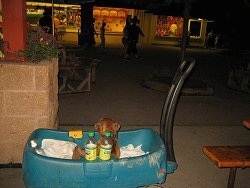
(22, 128), (177, 188)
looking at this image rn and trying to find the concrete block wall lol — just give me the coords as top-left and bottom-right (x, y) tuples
(0, 59), (59, 164)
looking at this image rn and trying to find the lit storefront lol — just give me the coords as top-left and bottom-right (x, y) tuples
(26, 2), (132, 32)
(26, 2), (82, 31)
(26, 2), (208, 47)
(93, 7), (132, 33)
(155, 16), (184, 38)
(26, 2), (133, 43)
(92, 6), (133, 44)
(153, 15), (209, 47)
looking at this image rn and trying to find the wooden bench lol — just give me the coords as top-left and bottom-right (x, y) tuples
(202, 146), (250, 188)
(60, 48), (101, 83)
(227, 69), (250, 93)
(58, 48), (101, 94)
(58, 58), (100, 94)
(59, 64), (92, 94)
(70, 57), (100, 83)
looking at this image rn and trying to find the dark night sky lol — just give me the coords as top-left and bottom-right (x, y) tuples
(190, 1), (250, 45)
(190, 0), (250, 20)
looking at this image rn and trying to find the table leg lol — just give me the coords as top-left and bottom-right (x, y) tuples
(59, 75), (67, 92)
(76, 68), (91, 91)
(90, 62), (98, 83)
(227, 167), (237, 188)
(91, 66), (96, 83)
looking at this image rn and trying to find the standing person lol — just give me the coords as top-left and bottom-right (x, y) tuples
(99, 20), (106, 49)
(120, 16), (131, 57)
(124, 16), (144, 60)
(38, 8), (52, 33)
(53, 14), (60, 35)
(214, 33), (220, 49)
(88, 18), (98, 48)
(204, 30), (214, 48)
(60, 15), (67, 25)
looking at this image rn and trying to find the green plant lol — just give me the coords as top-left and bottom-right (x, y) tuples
(27, 14), (43, 24)
(23, 26), (62, 63)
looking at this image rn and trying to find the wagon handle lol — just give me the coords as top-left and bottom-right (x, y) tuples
(160, 57), (196, 168)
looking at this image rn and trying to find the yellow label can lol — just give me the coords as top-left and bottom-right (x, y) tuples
(85, 146), (97, 161)
(99, 145), (112, 160)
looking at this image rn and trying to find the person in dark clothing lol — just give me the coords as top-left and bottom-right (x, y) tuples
(120, 16), (131, 57)
(124, 16), (144, 60)
(99, 21), (106, 49)
(38, 8), (53, 34)
(87, 18), (98, 48)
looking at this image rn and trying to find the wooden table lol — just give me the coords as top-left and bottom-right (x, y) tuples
(202, 120), (250, 188)
(243, 120), (250, 129)
(203, 146), (250, 188)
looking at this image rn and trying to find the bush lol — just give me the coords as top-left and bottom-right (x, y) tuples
(22, 26), (62, 63)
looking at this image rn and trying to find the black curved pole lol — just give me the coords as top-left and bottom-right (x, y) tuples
(160, 58), (196, 164)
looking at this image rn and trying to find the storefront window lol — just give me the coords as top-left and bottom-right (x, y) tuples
(26, 4), (79, 27)
(66, 7), (81, 27)
(189, 19), (202, 38)
(155, 16), (184, 37)
(93, 6), (132, 33)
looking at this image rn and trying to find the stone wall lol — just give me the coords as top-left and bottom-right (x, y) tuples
(0, 59), (59, 164)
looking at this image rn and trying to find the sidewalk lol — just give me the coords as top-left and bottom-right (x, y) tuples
(1, 44), (250, 188)
(59, 44), (250, 127)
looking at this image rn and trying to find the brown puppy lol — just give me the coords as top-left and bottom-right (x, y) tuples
(95, 117), (121, 159)
(72, 146), (85, 160)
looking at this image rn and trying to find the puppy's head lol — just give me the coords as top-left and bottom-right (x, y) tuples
(94, 117), (121, 136)
(72, 146), (85, 160)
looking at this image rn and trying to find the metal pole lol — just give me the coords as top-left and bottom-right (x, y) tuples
(52, 0), (55, 37)
(180, 0), (190, 63)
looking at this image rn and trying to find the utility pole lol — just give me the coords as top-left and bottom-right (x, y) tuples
(180, 0), (191, 62)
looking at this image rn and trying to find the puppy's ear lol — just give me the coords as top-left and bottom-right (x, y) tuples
(112, 122), (121, 132)
(94, 118), (103, 131)
(94, 122), (100, 131)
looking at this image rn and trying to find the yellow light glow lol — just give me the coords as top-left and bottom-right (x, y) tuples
(26, 2), (80, 8)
